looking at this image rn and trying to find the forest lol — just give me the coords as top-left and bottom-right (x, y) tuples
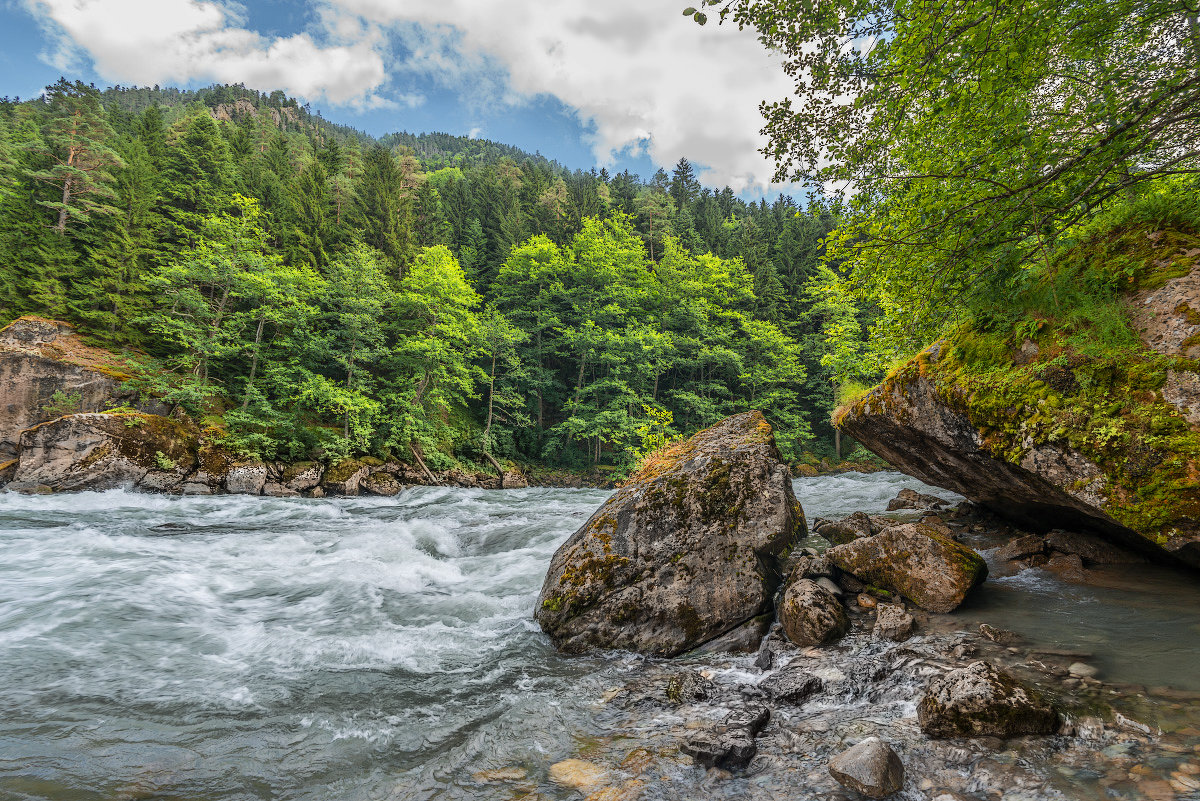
(0, 81), (847, 473)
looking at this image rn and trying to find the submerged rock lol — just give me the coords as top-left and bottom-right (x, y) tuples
(535, 412), (805, 656)
(918, 661), (1060, 738)
(827, 523), (987, 613)
(778, 578), (849, 646)
(828, 737), (905, 799)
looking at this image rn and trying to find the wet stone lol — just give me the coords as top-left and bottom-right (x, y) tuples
(874, 604), (916, 642)
(828, 737), (905, 799)
(761, 667), (823, 705)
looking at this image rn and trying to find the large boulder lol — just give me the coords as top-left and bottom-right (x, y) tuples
(837, 254), (1200, 566)
(6, 412), (198, 492)
(918, 661), (1060, 738)
(827, 524), (987, 613)
(0, 317), (145, 461)
(535, 411), (806, 656)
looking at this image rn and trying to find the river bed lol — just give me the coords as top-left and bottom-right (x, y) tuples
(1, 473), (1198, 800)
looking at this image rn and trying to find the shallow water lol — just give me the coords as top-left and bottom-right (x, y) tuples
(0, 474), (1198, 800)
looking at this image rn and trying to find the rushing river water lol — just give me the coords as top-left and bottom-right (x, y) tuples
(1, 473), (1199, 801)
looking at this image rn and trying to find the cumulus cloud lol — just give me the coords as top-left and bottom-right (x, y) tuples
(24, 0), (390, 107)
(22, 0), (797, 191)
(334, 0), (795, 192)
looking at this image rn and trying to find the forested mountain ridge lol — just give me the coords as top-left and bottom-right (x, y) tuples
(0, 79), (848, 475)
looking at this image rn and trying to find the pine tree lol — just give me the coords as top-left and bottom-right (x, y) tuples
(25, 79), (125, 234)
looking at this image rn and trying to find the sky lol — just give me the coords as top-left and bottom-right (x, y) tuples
(0, 0), (801, 197)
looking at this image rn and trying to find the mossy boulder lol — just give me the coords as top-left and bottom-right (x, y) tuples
(837, 315), (1200, 567)
(321, 459), (370, 495)
(778, 578), (849, 646)
(826, 524), (987, 613)
(535, 411), (807, 656)
(918, 661), (1060, 739)
(6, 412), (198, 492)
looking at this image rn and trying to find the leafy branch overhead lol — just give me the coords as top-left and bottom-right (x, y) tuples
(694, 0), (1200, 342)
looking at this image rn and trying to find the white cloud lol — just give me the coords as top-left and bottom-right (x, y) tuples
(22, 0), (798, 192)
(333, 0), (795, 192)
(24, 0), (390, 107)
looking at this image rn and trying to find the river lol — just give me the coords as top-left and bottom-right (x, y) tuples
(1, 473), (1198, 800)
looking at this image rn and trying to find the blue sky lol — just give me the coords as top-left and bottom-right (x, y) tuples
(0, 0), (800, 196)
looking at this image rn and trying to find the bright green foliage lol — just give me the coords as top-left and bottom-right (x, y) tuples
(705, 0), (1199, 359)
(0, 81), (844, 468)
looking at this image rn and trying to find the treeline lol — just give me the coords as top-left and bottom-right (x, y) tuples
(0, 79), (846, 471)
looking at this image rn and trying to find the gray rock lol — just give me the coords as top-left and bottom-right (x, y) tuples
(693, 614), (772, 655)
(886, 487), (949, 511)
(282, 462), (323, 492)
(262, 481), (300, 498)
(7, 413), (198, 493)
(321, 459), (370, 495)
(979, 623), (1019, 645)
(681, 730), (757, 771)
(827, 523), (988, 613)
(362, 471), (403, 497)
(779, 578), (849, 647)
(994, 533), (1047, 562)
(761, 667), (823, 704)
(0, 317), (146, 462)
(828, 737), (905, 799)
(918, 661), (1060, 738)
(535, 412), (806, 656)
(224, 462), (267, 495)
(816, 576), (844, 597)
(815, 511), (875, 545)
(1045, 529), (1145, 565)
(873, 604), (916, 642)
(501, 469), (528, 489)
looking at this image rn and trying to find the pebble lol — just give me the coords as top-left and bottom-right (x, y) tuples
(857, 593), (878, 609)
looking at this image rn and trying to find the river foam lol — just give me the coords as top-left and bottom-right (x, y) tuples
(1, 474), (1197, 800)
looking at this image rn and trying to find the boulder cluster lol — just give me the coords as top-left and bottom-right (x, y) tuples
(536, 412), (1074, 797)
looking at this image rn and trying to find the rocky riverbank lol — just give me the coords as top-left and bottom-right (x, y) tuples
(0, 315), (611, 496)
(533, 412), (1200, 799)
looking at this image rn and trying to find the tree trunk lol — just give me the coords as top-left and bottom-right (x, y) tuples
(242, 312), (266, 410)
(410, 443), (438, 484)
(483, 450), (504, 477)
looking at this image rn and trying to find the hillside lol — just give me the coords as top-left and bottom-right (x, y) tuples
(0, 80), (843, 476)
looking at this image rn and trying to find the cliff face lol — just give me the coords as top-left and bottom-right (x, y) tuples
(837, 238), (1200, 567)
(0, 317), (144, 461)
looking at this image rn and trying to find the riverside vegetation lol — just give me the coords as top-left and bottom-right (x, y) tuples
(0, 81), (850, 481)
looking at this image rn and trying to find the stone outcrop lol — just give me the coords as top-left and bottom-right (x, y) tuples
(828, 738), (905, 799)
(535, 411), (806, 656)
(0, 317), (149, 461)
(837, 256), (1200, 566)
(827, 524), (987, 613)
(918, 661), (1060, 738)
(6, 412), (198, 493)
